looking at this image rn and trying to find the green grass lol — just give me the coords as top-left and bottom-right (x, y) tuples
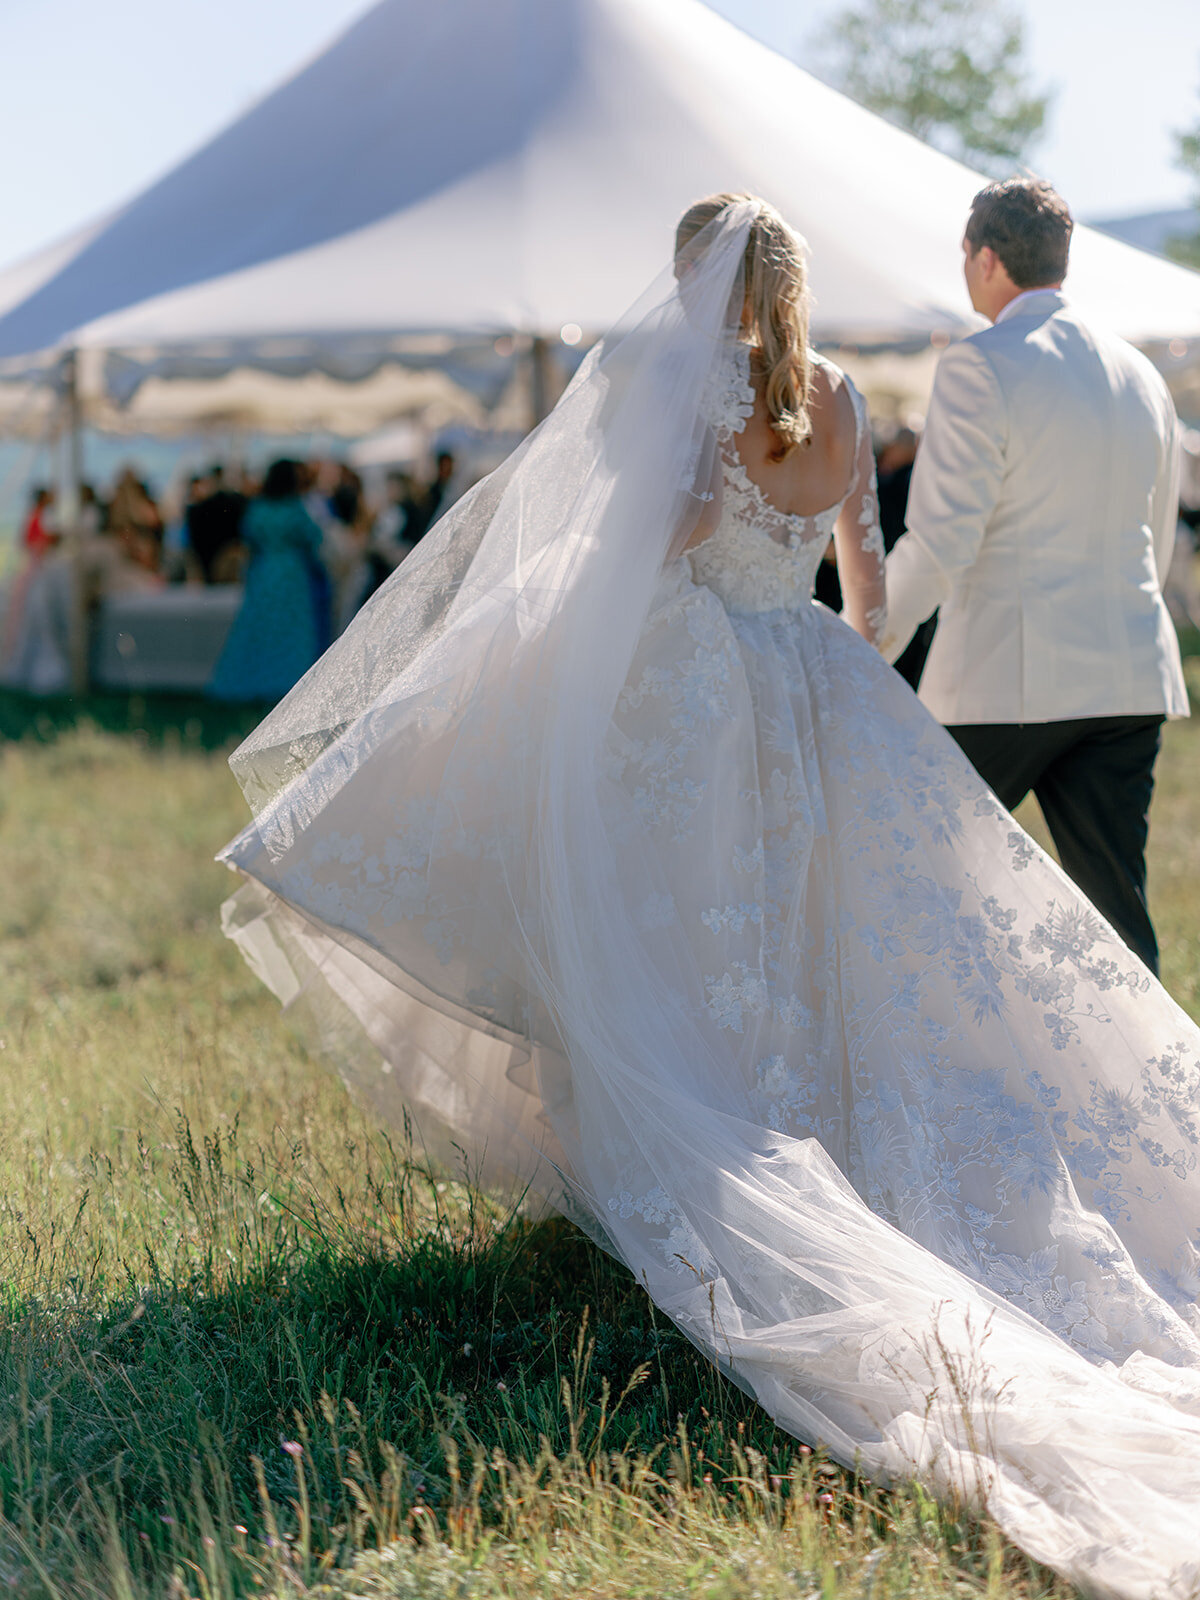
(5, 675), (1200, 1600)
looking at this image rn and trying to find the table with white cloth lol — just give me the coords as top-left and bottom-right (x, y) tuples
(91, 585), (241, 692)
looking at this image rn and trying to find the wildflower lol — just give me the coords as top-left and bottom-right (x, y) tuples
(462, 1342), (473, 1355)
(233, 1525), (248, 1536)
(281, 1440), (303, 1458)
(160, 1515), (175, 1526)
(496, 1380), (508, 1392)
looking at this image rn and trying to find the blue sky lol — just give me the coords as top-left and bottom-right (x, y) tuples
(0, 0), (1197, 266)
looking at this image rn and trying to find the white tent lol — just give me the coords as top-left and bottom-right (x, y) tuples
(0, 0), (1198, 402)
(0, 215), (115, 328)
(114, 365), (483, 435)
(0, 356), (484, 438)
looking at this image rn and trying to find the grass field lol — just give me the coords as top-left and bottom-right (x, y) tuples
(3, 673), (1200, 1600)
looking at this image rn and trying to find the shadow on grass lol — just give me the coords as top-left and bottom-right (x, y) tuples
(1, 1198), (799, 1592)
(0, 1100), (1066, 1599)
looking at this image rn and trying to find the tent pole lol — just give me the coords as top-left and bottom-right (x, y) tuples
(62, 349), (89, 696)
(530, 335), (552, 428)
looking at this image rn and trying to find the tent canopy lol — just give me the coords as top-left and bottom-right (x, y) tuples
(0, 341), (494, 437)
(0, 0), (1198, 387)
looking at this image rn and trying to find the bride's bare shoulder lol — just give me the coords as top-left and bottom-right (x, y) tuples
(806, 356), (857, 445)
(807, 353), (848, 403)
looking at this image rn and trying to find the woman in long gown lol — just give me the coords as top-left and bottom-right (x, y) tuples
(208, 458), (326, 703)
(0, 486), (67, 692)
(218, 197), (1200, 1596)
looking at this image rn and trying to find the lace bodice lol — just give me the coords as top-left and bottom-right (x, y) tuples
(688, 344), (886, 643)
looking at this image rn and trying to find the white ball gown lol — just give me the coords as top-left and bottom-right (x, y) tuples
(217, 206), (1200, 1596)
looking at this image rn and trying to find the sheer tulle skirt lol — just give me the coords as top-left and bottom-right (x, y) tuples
(221, 569), (1200, 1596)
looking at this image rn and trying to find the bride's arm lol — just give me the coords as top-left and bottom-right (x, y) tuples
(832, 396), (887, 647)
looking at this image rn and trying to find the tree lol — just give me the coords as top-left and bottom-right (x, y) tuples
(1170, 70), (1200, 269)
(811, 0), (1050, 175)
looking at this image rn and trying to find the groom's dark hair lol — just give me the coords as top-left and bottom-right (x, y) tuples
(965, 178), (1073, 288)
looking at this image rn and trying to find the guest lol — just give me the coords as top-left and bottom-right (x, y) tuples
(161, 475), (204, 583)
(360, 469), (417, 604)
(208, 458), (326, 703)
(108, 469), (163, 573)
(1164, 506), (1200, 632)
(75, 483), (103, 538)
(328, 461), (364, 529)
(406, 450), (457, 544)
(67, 477), (164, 643)
(323, 462), (371, 635)
(79, 496), (165, 607)
(876, 427), (918, 547)
(876, 426), (935, 688)
(0, 487), (64, 690)
(187, 464), (248, 584)
(83, 541), (162, 600)
(21, 485), (58, 556)
(299, 460), (335, 650)
(300, 458), (335, 536)
(1165, 435), (1200, 631)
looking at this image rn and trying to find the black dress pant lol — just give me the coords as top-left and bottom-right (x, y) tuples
(946, 716), (1165, 975)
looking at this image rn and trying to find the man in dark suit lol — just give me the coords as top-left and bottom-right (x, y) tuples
(187, 465), (248, 583)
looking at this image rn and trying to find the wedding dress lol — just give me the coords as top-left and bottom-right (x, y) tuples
(218, 204), (1200, 1596)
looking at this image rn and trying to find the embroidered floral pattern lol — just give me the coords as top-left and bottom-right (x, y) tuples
(237, 351), (1200, 1389)
(596, 547), (1200, 1367)
(689, 344), (886, 643)
(607, 1185), (717, 1276)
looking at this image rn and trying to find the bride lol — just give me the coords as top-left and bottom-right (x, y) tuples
(219, 195), (1200, 1596)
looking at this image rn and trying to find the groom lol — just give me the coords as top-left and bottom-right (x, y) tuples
(881, 178), (1186, 974)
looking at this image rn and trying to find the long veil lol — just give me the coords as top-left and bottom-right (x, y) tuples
(220, 203), (1200, 1598)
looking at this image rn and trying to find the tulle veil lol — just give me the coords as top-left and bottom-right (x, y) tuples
(219, 201), (1200, 1598)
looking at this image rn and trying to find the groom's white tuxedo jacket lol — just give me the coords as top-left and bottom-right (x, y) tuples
(881, 289), (1187, 725)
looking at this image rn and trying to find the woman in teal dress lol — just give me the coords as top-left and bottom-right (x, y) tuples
(208, 460), (325, 703)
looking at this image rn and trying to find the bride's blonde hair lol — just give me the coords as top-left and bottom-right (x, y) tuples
(675, 192), (813, 461)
